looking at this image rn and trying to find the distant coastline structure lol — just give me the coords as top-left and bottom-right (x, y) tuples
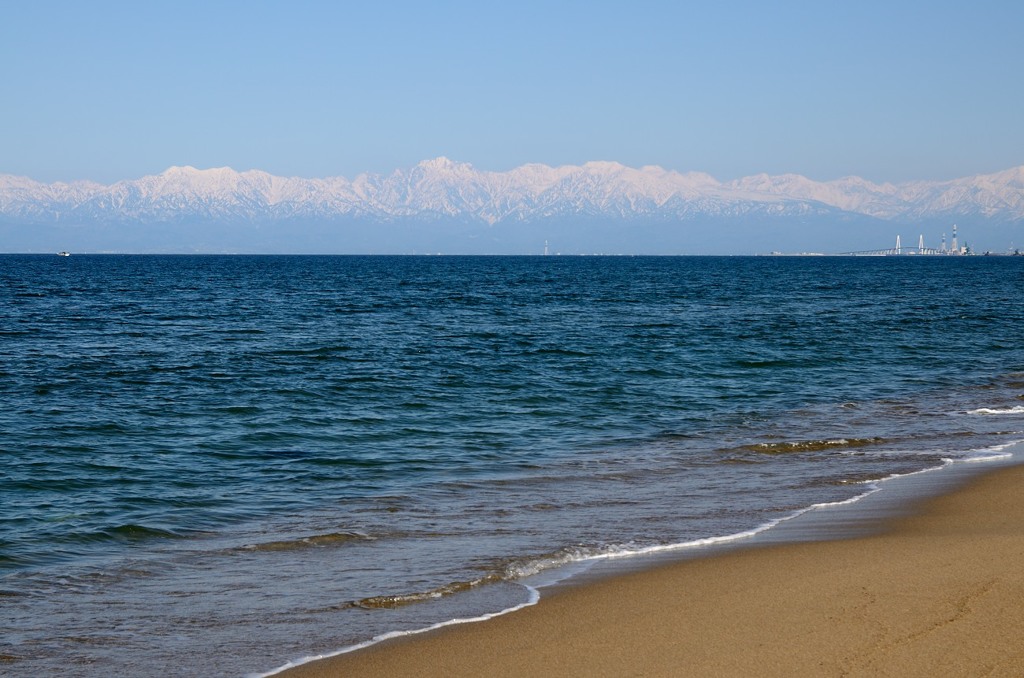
(841, 225), (971, 256)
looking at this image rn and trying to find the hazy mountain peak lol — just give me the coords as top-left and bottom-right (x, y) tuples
(159, 165), (231, 178)
(417, 156), (471, 172)
(988, 165), (1024, 187)
(580, 160), (628, 173)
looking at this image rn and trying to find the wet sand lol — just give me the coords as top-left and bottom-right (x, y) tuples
(276, 464), (1024, 677)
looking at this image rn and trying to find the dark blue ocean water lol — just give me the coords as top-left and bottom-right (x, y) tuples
(2, 254), (1024, 676)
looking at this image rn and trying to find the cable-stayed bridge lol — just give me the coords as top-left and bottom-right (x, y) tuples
(841, 232), (969, 256)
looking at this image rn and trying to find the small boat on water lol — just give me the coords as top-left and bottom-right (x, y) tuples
(57, 251), (70, 256)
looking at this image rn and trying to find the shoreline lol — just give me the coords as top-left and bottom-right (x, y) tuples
(271, 453), (1024, 677)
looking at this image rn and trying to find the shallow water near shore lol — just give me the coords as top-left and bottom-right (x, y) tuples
(2, 254), (1024, 676)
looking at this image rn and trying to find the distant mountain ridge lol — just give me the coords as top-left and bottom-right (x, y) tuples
(2, 159), (1022, 253)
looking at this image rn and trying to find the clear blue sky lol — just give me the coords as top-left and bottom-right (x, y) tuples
(2, 0), (1022, 184)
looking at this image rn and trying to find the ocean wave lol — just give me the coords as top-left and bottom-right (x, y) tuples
(55, 524), (185, 546)
(241, 531), (373, 552)
(968, 405), (1024, 415)
(958, 439), (1024, 462)
(353, 575), (501, 609)
(501, 442), (1024, 579)
(738, 437), (885, 454)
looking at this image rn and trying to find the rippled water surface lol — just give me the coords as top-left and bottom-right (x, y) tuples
(2, 254), (1024, 676)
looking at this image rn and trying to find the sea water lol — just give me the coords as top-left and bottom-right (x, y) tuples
(2, 254), (1023, 676)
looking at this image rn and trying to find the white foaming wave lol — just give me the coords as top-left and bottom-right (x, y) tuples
(251, 587), (542, 677)
(552, 440), (1023, 567)
(870, 439), (1024, 481)
(968, 405), (1024, 415)
(505, 486), (889, 579)
(957, 438), (1024, 463)
(503, 548), (602, 580)
(449, 440), (1024, 585)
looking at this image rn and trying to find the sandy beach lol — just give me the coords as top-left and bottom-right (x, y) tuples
(276, 463), (1024, 678)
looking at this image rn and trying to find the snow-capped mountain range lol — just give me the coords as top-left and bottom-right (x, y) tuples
(2, 159), (1022, 253)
